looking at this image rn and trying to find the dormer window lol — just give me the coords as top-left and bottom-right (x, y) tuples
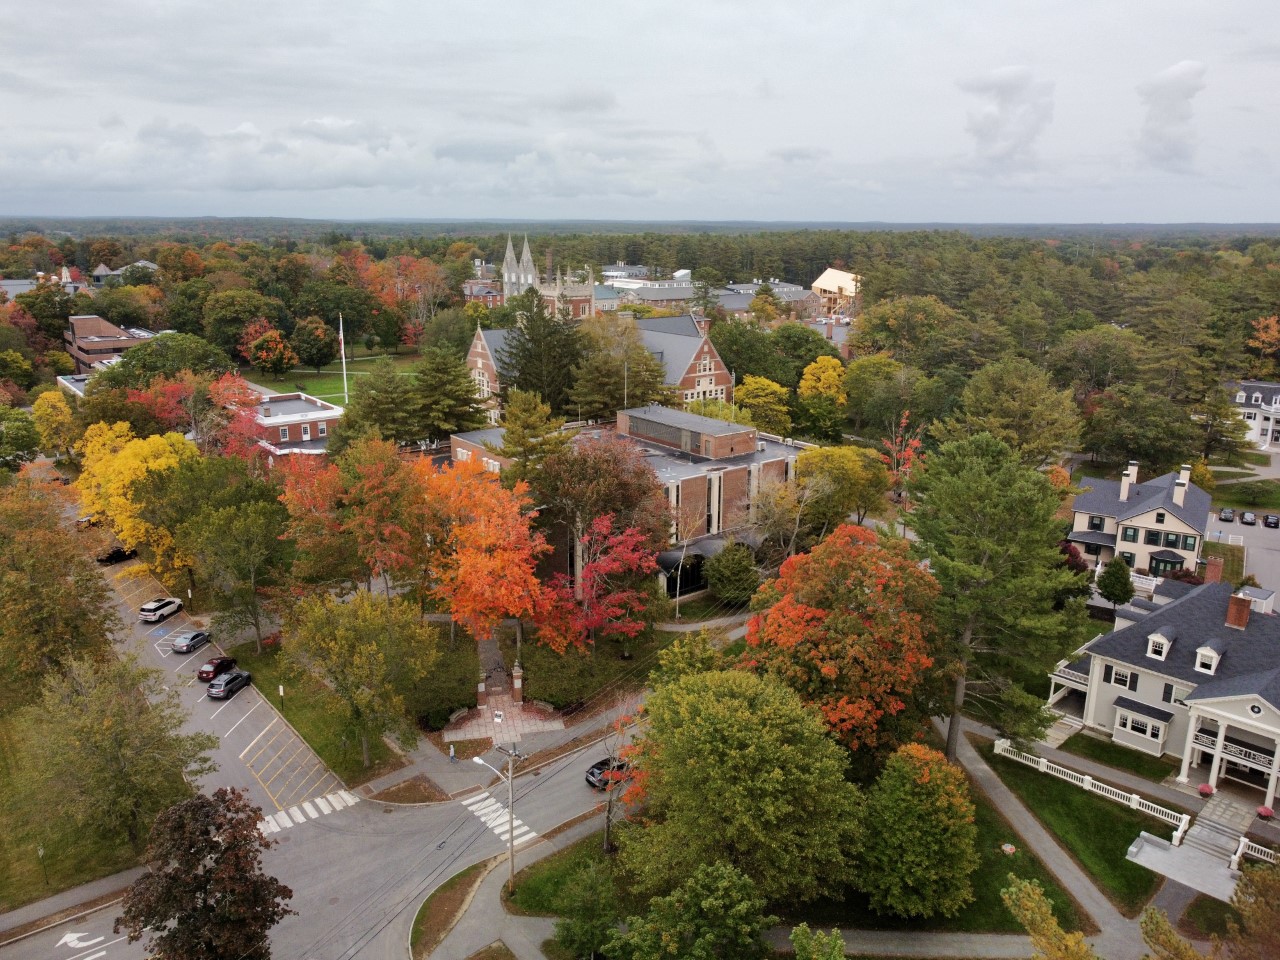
(1237, 391), (1247, 403)
(1087, 515), (1105, 532)
(1196, 647), (1219, 675)
(1254, 393), (1263, 404)
(1147, 636), (1168, 660)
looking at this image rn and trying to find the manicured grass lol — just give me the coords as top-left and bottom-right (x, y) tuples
(410, 861), (487, 959)
(1058, 732), (1179, 782)
(668, 592), (749, 622)
(1179, 894), (1239, 939)
(242, 352), (419, 401)
(795, 782), (1086, 933)
(1203, 542), (1246, 585)
(1211, 468), (1257, 481)
(1212, 480), (1280, 511)
(1214, 449), (1272, 468)
(0, 713), (141, 911)
(1073, 461), (1126, 482)
(229, 644), (400, 786)
(981, 743), (1172, 915)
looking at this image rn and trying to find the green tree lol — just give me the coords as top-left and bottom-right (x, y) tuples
(1096, 559), (1135, 609)
(619, 670), (862, 903)
(1139, 908), (1215, 960)
(493, 388), (575, 487)
(202, 289), (283, 357)
(182, 499), (292, 653)
(1046, 325), (1144, 400)
(733, 375), (792, 436)
(115, 787), (294, 960)
(0, 349), (35, 389)
(569, 313), (668, 419)
(789, 925), (846, 960)
(857, 744), (978, 918)
(13, 654), (217, 850)
(94, 332), (233, 390)
(843, 352), (904, 433)
(909, 433), (1087, 759)
(411, 346), (485, 441)
(708, 321), (791, 387)
(1082, 386), (1200, 473)
(1196, 388), (1251, 462)
(15, 283), (90, 340)
(553, 860), (619, 960)
(330, 358), (417, 452)
(32, 390), (76, 459)
(933, 358), (1081, 467)
(1001, 876), (1100, 960)
(292, 279), (379, 351)
(283, 592), (439, 767)
(0, 407), (39, 471)
(0, 480), (121, 690)
(605, 861), (774, 960)
(704, 541), (759, 606)
(795, 445), (892, 527)
(771, 323), (841, 388)
(288, 315), (338, 372)
(1227, 860), (1280, 960)
(498, 290), (582, 414)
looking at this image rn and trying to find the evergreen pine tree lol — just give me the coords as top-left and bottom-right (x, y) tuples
(569, 313), (671, 419)
(1096, 559), (1135, 610)
(411, 346), (485, 441)
(497, 290), (582, 414)
(329, 358), (416, 453)
(493, 388), (575, 487)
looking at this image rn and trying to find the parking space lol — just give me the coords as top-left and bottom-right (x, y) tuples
(1206, 511), (1280, 593)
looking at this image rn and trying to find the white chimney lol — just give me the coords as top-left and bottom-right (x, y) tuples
(1178, 463), (1192, 487)
(1173, 480), (1187, 507)
(1119, 461), (1137, 502)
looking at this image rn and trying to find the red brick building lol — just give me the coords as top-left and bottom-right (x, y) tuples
(253, 392), (344, 456)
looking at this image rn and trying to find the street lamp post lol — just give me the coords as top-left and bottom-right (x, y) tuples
(474, 745), (525, 893)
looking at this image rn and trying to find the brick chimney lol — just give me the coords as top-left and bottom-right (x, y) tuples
(1119, 461), (1138, 502)
(1227, 592), (1252, 630)
(1204, 555), (1225, 583)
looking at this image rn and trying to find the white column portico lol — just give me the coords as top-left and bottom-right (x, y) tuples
(1180, 703), (1280, 806)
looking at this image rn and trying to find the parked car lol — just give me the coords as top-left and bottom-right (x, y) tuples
(96, 544), (138, 565)
(1219, 508), (1236, 523)
(585, 757), (630, 790)
(75, 514), (99, 530)
(1265, 515), (1280, 529)
(139, 597), (183, 622)
(1242, 512), (1259, 526)
(170, 630), (211, 654)
(197, 656), (237, 682)
(207, 670), (252, 699)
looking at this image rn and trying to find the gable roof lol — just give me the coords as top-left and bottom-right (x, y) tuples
(1088, 581), (1280, 709)
(639, 329), (705, 385)
(634, 314), (703, 337)
(477, 328), (512, 377)
(1072, 472), (1210, 533)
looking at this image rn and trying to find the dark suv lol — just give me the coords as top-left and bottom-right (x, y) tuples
(585, 757), (630, 790)
(207, 670), (252, 699)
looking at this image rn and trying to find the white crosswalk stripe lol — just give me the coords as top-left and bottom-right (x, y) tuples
(258, 790), (361, 836)
(459, 791), (538, 846)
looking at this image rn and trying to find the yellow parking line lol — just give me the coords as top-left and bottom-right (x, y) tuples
(263, 742), (310, 788)
(245, 761), (284, 811)
(246, 728), (290, 768)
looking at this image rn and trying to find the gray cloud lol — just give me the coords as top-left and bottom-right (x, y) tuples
(1137, 60), (1207, 172)
(957, 67), (1055, 170)
(772, 147), (828, 163)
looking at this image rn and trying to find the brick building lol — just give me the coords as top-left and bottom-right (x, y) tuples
(253, 392), (344, 456)
(63, 314), (157, 373)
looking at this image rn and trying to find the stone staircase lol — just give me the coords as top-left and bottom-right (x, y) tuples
(1126, 793), (1256, 902)
(1181, 816), (1243, 862)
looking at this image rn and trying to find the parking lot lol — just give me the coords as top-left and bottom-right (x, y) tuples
(109, 567), (343, 815)
(1206, 510), (1280, 594)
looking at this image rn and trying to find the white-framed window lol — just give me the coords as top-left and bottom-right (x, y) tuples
(318, 422), (327, 437)
(1237, 391), (1247, 402)
(473, 370), (490, 399)
(1254, 393), (1263, 403)
(697, 358), (714, 374)
(279, 426), (289, 441)
(1246, 411), (1258, 421)
(1129, 717), (1149, 736)
(1147, 637), (1167, 660)
(1111, 668), (1131, 688)
(1196, 648), (1218, 674)
(301, 424), (311, 441)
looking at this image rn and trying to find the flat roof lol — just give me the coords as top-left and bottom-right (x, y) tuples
(621, 406), (754, 438)
(257, 394), (338, 417)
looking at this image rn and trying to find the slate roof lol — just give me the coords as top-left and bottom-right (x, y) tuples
(1067, 529), (1117, 547)
(1228, 380), (1280, 411)
(1073, 472), (1210, 533)
(638, 330), (703, 385)
(1149, 549), (1187, 562)
(634, 314), (702, 337)
(1114, 696), (1175, 723)
(1155, 579), (1198, 602)
(479, 328), (512, 376)
(1087, 581), (1280, 709)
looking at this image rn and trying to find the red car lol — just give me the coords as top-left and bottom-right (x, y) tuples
(197, 657), (237, 682)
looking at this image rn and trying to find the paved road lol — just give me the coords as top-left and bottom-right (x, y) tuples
(3, 747), (604, 960)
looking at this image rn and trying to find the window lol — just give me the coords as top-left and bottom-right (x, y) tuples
(1246, 411), (1258, 421)
(1145, 530), (1161, 546)
(1120, 551), (1136, 566)
(1254, 393), (1263, 404)
(1129, 717), (1149, 736)
(1150, 723), (1162, 739)
(1112, 668), (1131, 687)
(1087, 515), (1105, 531)
(301, 424), (311, 441)
(1238, 391), (1247, 402)
(1117, 714), (1128, 730)
(1083, 543), (1101, 556)
(1182, 535), (1196, 551)
(279, 426), (289, 441)
(1164, 532), (1181, 548)
(1122, 527), (1138, 543)
(318, 422), (327, 437)
(1148, 637), (1167, 660)
(1196, 650), (1217, 674)
(1155, 512), (1166, 525)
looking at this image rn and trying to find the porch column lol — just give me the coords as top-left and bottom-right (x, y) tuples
(1210, 720), (1229, 790)
(1267, 739), (1280, 810)
(1177, 712), (1200, 783)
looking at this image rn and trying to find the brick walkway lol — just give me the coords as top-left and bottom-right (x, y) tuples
(442, 694), (565, 745)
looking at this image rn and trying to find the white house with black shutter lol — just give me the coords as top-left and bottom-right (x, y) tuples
(1050, 580), (1280, 808)
(1067, 462), (1209, 577)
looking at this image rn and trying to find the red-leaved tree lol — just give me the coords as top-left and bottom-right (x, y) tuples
(743, 524), (940, 756)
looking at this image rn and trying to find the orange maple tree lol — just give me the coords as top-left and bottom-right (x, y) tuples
(1249, 315), (1280, 360)
(743, 524), (940, 753)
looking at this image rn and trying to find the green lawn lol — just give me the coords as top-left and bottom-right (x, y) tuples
(981, 743), (1172, 915)
(229, 644), (397, 785)
(1180, 894), (1239, 939)
(1058, 732), (1179, 782)
(1211, 469), (1257, 482)
(1213, 449), (1272, 468)
(507, 831), (626, 916)
(243, 352), (419, 401)
(1203, 541), (1246, 584)
(668, 592), (749, 622)
(1212, 480), (1280, 511)
(0, 713), (141, 911)
(1073, 461), (1126, 482)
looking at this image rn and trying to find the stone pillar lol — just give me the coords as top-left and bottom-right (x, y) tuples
(1177, 713), (1199, 783)
(512, 662), (524, 705)
(477, 669), (488, 708)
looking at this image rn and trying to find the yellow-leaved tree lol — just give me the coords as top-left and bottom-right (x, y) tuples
(798, 355), (847, 406)
(32, 391), (77, 460)
(76, 422), (200, 569)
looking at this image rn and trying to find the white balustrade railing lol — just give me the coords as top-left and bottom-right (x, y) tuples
(1192, 732), (1275, 769)
(1231, 837), (1277, 870)
(994, 739), (1192, 845)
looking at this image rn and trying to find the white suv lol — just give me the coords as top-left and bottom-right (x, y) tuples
(139, 597), (183, 622)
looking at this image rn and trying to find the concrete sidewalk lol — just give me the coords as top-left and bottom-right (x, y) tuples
(0, 865), (148, 939)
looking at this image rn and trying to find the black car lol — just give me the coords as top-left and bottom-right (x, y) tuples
(207, 669), (252, 699)
(1265, 515), (1280, 529)
(585, 757), (630, 790)
(1242, 512), (1259, 526)
(1219, 508), (1236, 523)
(170, 630), (211, 654)
(96, 544), (138, 565)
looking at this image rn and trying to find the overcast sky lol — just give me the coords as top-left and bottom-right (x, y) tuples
(2, 1), (1277, 223)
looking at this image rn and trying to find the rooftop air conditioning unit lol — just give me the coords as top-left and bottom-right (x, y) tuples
(758, 441), (766, 452)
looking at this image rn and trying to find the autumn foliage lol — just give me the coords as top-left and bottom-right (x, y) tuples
(744, 524), (939, 752)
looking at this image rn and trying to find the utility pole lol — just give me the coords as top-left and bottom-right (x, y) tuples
(474, 745), (525, 894)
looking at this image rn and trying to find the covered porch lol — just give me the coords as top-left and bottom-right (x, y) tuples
(1176, 707), (1280, 809)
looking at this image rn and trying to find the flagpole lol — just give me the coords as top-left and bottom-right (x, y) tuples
(339, 311), (349, 405)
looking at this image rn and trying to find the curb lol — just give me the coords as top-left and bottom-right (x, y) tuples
(0, 894), (126, 950)
(410, 857), (504, 960)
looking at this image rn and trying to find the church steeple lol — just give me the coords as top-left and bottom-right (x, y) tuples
(501, 234), (520, 298)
